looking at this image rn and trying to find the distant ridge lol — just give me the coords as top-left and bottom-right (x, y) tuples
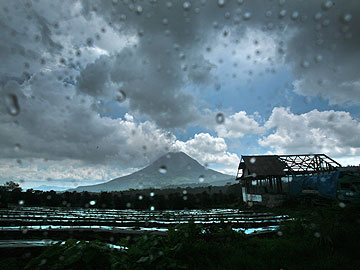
(72, 152), (235, 192)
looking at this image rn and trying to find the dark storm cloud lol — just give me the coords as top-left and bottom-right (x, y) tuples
(78, 0), (360, 119)
(1, 0), (359, 172)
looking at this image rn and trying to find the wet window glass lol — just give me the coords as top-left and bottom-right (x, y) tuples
(0, 0), (359, 269)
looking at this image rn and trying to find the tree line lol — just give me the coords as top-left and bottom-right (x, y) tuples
(0, 181), (243, 210)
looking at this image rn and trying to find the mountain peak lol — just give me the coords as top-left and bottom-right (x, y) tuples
(73, 151), (235, 192)
(150, 151), (203, 171)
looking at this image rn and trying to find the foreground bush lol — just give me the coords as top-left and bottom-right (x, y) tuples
(22, 204), (360, 270)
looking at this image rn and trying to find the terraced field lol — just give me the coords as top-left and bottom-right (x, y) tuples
(0, 207), (290, 238)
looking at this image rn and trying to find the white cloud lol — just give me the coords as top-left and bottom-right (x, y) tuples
(0, 158), (139, 189)
(173, 133), (240, 167)
(214, 111), (265, 138)
(259, 107), (360, 163)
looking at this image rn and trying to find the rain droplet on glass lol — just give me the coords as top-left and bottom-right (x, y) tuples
(291, 11), (299, 20)
(218, 0), (226, 8)
(135, 5), (143, 15)
(150, 192), (155, 197)
(342, 13), (352, 23)
(159, 165), (167, 174)
(183, 2), (191, 11)
(250, 157), (256, 164)
(5, 94), (20, 116)
(322, 1), (333, 10)
(216, 113), (225, 124)
(89, 200), (96, 206)
(315, 54), (323, 63)
(301, 60), (310, 68)
(243, 12), (252, 20)
(18, 200), (24, 205)
(198, 175), (205, 183)
(116, 90), (126, 103)
(150, 206), (155, 211)
(279, 9), (287, 18)
(14, 143), (21, 151)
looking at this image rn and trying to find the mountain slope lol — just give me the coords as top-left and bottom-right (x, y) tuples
(73, 152), (235, 192)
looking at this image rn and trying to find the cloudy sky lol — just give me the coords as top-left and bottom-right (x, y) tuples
(0, 0), (359, 189)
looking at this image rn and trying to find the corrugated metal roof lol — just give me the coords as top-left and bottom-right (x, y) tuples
(242, 155), (287, 178)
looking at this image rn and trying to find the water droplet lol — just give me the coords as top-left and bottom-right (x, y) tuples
(150, 192), (155, 197)
(150, 206), (155, 211)
(86, 37), (93, 46)
(116, 90), (126, 103)
(339, 202), (346, 208)
(251, 180), (257, 186)
(277, 231), (283, 236)
(250, 157), (256, 164)
(198, 175), (205, 183)
(215, 113), (225, 124)
(251, 173), (257, 178)
(279, 9), (287, 18)
(322, 1), (333, 10)
(183, 2), (191, 10)
(5, 94), (20, 116)
(126, 202), (131, 208)
(314, 12), (322, 21)
(179, 52), (186, 59)
(182, 190), (187, 195)
(315, 54), (323, 63)
(89, 200), (96, 206)
(322, 19), (330, 27)
(265, 10), (272, 17)
(291, 11), (299, 20)
(342, 13), (352, 23)
(18, 200), (24, 205)
(183, 196), (188, 200)
(217, 0), (226, 8)
(301, 60), (310, 68)
(314, 232), (321, 238)
(162, 18), (168, 25)
(135, 5), (143, 15)
(14, 143), (21, 151)
(243, 12), (252, 20)
(159, 165), (167, 174)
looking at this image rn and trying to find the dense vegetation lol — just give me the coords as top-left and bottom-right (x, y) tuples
(0, 181), (242, 210)
(1, 202), (359, 270)
(1, 181), (359, 269)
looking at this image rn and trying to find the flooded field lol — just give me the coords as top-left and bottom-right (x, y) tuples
(0, 207), (289, 239)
